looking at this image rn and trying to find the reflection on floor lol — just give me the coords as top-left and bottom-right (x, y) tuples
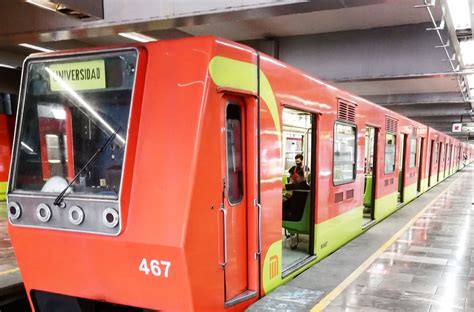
(326, 166), (474, 311)
(282, 229), (310, 271)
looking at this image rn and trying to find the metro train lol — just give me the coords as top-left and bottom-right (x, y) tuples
(6, 37), (474, 311)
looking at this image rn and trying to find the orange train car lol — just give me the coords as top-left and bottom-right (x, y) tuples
(6, 37), (474, 311)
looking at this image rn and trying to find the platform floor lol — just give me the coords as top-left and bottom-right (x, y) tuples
(321, 165), (474, 312)
(0, 202), (23, 307)
(249, 165), (474, 312)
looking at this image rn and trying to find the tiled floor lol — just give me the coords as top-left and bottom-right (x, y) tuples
(325, 166), (474, 312)
(0, 202), (19, 281)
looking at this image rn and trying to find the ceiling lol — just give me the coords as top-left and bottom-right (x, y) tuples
(0, 0), (472, 141)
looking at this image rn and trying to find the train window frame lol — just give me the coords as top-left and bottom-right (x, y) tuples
(225, 102), (244, 206)
(384, 133), (397, 174)
(332, 121), (357, 186)
(9, 48), (139, 199)
(409, 137), (417, 168)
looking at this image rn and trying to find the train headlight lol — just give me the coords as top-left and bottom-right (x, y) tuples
(68, 206), (84, 225)
(103, 208), (119, 228)
(36, 203), (52, 222)
(8, 202), (21, 220)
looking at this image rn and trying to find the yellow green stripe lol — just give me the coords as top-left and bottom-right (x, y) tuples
(0, 182), (6, 202)
(208, 56), (282, 149)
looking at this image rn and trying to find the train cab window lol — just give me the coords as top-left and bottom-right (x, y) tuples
(12, 50), (137, 199)
(384, 134), (396, 174)
(333, 122), (356, 185)
(409, 137), (417, 168)
(225, 104), (243, 205)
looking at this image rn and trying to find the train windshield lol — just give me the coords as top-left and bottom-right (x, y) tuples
(12, 50), (137, 199)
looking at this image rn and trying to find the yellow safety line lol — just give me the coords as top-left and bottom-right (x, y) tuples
(0, 267), (19, 276)
(311, 175), (462, 312)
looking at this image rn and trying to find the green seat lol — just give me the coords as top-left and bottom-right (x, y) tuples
(282, 194), (311, 235)
(363, 175), (373, 207)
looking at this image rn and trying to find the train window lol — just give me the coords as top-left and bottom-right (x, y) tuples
(409, 137), (417, 168)
(384, 134), (396, 174)
(434, 143), (439, 163)
(226, 104), (243, 205)
(12, 50), (137, 198)
(333, 122), (356, 185)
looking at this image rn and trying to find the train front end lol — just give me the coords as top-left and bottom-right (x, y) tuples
(6, 43), (205, 311)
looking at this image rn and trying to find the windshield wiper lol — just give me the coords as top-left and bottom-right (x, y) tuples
(53, 127), (121, 207)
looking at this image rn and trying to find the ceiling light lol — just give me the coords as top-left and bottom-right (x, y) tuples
(0, 64), (16, 69)
(446, 0), (471, 30)
(118, 32), (156, 43)
(459, 39), (474, 66)
(25, 0), (57, 12)
(19, 43), (55, 53)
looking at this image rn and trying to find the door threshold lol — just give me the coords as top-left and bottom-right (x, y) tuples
(225, 290), (257, 308)
(362, 219), (376, 229)
(282, 255), (317, 279)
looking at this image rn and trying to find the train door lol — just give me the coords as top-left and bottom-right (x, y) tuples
(281, 107), (315, 275)
(437, 143), (444, 182)
(417, 138), (424, 193)
(428, 140), (436, 187)
(443, 143), (448, 178)
(363, 126), (377, 226)
(221, 98), (250, 303)
(397, 134), (407, 204)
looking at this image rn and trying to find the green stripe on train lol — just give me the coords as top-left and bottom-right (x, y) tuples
(314, 206), (363, 259)
(0, 182), (6, 202)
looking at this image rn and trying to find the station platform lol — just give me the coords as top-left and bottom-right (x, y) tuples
(0, 202), (25, 309)
(250, 165), (474, 312)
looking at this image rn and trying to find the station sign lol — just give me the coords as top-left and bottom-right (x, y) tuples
(452, 123), (462, 133)
(452, 122), (474, 133)
(464, 123), (474, 133)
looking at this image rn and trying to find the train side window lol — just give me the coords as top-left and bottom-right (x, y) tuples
(226, 104), (243, 205)
(333, 122), (356, 185)
(434, 143), (439, 163)
(409, 137), (417, 168)
(384, 134), (396, 174)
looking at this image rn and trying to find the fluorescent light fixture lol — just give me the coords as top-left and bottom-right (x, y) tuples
(460, 39), (474, 66)
(0, 64), (16, 69)
(19, 43), (55, 53)
(25, 0), (57, 12)
(118, 32), (156, 43)
(446, 0), (471, 30)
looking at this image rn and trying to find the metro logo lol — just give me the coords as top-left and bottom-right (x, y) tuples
(269, 255), (278, 279)
(49, 59), (106, 91)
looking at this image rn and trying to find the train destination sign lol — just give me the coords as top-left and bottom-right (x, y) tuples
(48, 59), (106, 91)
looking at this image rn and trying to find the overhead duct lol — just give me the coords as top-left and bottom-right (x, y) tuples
(26, 0), (103, 21)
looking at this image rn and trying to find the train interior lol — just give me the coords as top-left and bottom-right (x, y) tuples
(397, 134), (406, 205)
(416, 138), (424, 193)
(281, 108), (314, 274)
(363, 126), (376, 226)
(14, 52), (135, 198)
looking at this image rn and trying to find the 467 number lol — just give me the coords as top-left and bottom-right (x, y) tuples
(139, 258), (171, 278)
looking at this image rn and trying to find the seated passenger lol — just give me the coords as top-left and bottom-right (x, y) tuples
(288, 154), (307, 183)
(282, 172), (310, 221)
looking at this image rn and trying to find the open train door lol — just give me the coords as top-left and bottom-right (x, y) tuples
(219, 94), (259, 307)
